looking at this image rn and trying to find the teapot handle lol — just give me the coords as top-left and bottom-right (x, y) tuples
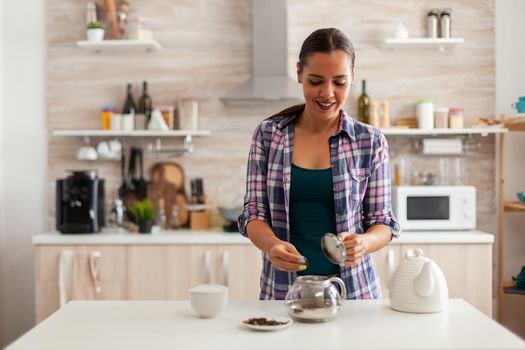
(328, 277), (347, 300)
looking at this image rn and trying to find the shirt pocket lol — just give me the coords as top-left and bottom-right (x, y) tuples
(350, 168), (371, 204)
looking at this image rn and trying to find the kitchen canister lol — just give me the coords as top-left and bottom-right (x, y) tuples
(426, 9), (439, 38)
(449, 108), (464, 129)
(439, 8), (452, 38)
(434, 107), (449, 128)
(416, 99), (434, 129)
(178, 98), (199, 130)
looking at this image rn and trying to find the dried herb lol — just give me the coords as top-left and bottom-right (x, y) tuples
(243, 317), (289, 326)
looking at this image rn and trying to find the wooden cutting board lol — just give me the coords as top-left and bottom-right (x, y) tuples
(148, 162), (189, 227)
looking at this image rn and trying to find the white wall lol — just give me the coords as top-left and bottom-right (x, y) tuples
(495, 0), (525, 338)
(0, 0), (47, 347)
(0, 0), (5, 346)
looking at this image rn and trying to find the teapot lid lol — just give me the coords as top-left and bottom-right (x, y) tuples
(321, 233), (346, 265)
(406, 248), (430, 262)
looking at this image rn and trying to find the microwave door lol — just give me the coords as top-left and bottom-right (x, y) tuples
(405, 195), (451, 230)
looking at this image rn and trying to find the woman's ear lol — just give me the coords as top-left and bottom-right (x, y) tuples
(296, 62), (302, 83)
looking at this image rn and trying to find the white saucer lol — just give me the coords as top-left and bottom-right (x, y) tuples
(242, 316), (293, 331)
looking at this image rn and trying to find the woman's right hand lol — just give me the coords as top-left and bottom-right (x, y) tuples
(267, 237), (307, 272)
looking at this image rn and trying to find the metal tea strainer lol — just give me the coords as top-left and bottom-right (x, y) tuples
(321, 232), (346, 266)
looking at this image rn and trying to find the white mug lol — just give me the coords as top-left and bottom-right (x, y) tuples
(77, 146), (98, 160)
(97, 141), (111, 159)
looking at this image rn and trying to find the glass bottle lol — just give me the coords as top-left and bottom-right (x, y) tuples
(171, 204), (179, 229)
(156, 198), (167, 230)
(357, 80), (370, 124)
(137, 81), (153, 128)
(122, 83), (136, 115)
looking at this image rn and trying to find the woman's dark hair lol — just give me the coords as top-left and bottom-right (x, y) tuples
(269, 28), (355, 119)
(298, 27), (355, 71)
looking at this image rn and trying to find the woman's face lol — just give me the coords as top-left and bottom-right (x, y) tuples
(297, 50), (354, 121)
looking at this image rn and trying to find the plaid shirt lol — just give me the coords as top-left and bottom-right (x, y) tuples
(238, 108), (401, 300)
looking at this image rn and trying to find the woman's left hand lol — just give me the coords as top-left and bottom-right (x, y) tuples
(339, 232), (368, 267)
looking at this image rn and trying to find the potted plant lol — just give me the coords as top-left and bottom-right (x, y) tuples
(129, 199), (154, 233)
(86, 21), (106, 42)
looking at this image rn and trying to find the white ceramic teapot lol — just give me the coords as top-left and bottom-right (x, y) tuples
(389, 248), (448, 313)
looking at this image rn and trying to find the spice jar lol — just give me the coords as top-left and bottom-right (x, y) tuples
(449, 108), (464, 129)
(100, 105), (115, 130)
(440, 8), (452, 38)
(434, 107), (449, 128)
(426, 9), (439, 38)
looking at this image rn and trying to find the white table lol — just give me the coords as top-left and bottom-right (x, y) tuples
(7, 299), (525, 350)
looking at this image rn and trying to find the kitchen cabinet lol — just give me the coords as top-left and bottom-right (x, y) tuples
(34, 242), (262, 323)
(126, 244), (262, 300)
(34, 245), (126, 323)
(33, 231), (493, 324)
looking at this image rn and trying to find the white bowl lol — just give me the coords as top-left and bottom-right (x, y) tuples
(188, 284), (228, 318)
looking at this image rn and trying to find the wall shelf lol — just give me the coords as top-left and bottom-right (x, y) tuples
(384, 37), (464, 50)
(504, 115), (525, 131)
(503, 201), (525, 212)
(76, 39), (161, 52)
(381, 127), (507, 136)
(50, 129), (210, 137)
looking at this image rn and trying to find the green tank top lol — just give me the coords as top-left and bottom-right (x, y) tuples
(289, 163), (339, 276)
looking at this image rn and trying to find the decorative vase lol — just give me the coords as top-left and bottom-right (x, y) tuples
(87, 28), (105, 42)
(138, 220), (153, 234)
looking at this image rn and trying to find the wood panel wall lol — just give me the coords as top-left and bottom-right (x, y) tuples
(46, 0), (496, 235)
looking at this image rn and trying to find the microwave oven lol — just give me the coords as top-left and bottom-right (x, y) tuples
(392, 185), (476, 231)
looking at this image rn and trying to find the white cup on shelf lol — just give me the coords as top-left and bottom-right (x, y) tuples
(77, 146), (98, 160)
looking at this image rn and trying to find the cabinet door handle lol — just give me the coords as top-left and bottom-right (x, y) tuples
(89, 250), (102, 294)
(221, 250), (229, 287)
(387, 248), (396, 286)
(204, 250), (211, 284)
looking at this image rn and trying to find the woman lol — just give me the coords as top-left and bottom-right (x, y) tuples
(238, 28), (400, 300)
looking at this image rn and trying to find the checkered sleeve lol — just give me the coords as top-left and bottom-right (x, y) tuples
(238, 123), (272, 237)
(362, 131), (401, 238)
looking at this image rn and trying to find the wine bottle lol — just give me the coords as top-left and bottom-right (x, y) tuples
(137, 81), (153, 127)
(122, 83), (136, 115)
(357, 80), (370, 124)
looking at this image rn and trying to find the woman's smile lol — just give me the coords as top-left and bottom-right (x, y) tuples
(315, 99), (337, 112)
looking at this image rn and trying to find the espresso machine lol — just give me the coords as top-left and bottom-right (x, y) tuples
(56, 170), (105, 233)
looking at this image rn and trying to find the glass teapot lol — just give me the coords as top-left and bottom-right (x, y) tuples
(284, 275), (347, 323)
